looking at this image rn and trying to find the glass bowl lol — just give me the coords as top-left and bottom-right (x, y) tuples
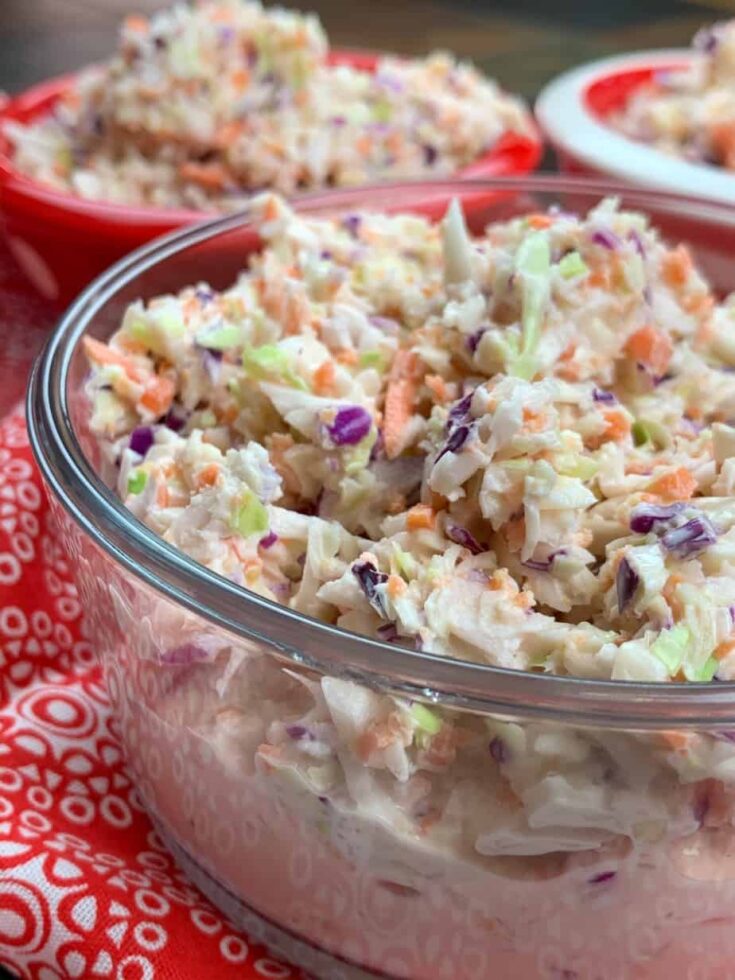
(27, 176), (735, 980)
(0, 55), (541, 305)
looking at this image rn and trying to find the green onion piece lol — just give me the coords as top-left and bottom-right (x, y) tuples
(650, 624), (691, 674)
(230, 490), (269, 538)
(197, 323), (241, 351)
(557, 251), (589, 279)
(632, 421), (652, 447)
(358, 351), (385, 370)
(127, 470), (147, 495)
(242, 345), (308, 390)
(411, 703), (442, 735)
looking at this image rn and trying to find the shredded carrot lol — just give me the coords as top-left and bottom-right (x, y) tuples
(124, 14), (149, 33)
(140, 376), (175, 416)
(231, 69), (250, 92)
(522, 408), (547, 433)
(218, 404), (239, 425)
(588, 265), (611, 290)
(624, 325), (673, 376)
(714, 640), (735, 662)
(660, 731), (691, 751)
(603, 409), (632, 443)
(178, 162), (230, 191)
(661, 245), (693, 289)
(387, 574), (407, 599)
(711, 121), (735, 169)
(527, 213), (552, 230)
(407, 504), (434, 531)
(335, 348), (358, 366)
(425, 374), (448, 404)
(263, 196), (280, 222)
(215, 121), (246, 148)
(383, 350), (420, 459)
(504, 516), (525, 553)
(312, 360), (336, 396)
(82, 336), (144, 382)
(647, 467), (697, 502)
(155, 483), (170, 508)
(195, 463), (220, 490)
(211, 4), (235, 22)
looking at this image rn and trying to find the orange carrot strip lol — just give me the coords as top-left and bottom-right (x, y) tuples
(178, 162), (230, 191)
(312, 360), (336, 396)
(335, 348), (358, 366)
(82, 336), (144, 382)
(406, 504), (434, 531)
(527, 214), (552, 229)
(425, 374), (448, 404)
(124, 15), (149, 33)
(140, 376), (175, 416)
(711, 121), (735, 169)
(383, 350), (419, 460)
(661, 245), (693, 289)
(624, 325), (673, 376)
(647, 467), (697, 502)
(195, 463), (220, 490)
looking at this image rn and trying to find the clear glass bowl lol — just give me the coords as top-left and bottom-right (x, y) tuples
(27, 177), (735, 980)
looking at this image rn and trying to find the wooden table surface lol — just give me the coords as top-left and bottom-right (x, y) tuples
(1, 0), (732, 100)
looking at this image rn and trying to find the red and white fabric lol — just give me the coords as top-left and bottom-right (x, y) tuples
(0, 247), (308, 980)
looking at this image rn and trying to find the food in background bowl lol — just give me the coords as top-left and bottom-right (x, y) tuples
(5, 0), (532, 210)
(611, 21), (735, 169)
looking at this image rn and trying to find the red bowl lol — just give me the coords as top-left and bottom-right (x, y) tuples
(0, 51), (541, 304)
(536, 51), (735, 292)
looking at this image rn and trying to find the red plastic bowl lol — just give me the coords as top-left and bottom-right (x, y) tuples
(536, 51), (735, 292)
(0, 51), (541, 304)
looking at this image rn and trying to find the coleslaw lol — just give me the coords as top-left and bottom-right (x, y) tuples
(5, 0), (532, 208)
(612, 20), (735, 169)
(83, 194), (735, 976)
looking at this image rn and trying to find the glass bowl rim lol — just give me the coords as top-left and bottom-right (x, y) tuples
(27, 173), (735, 730)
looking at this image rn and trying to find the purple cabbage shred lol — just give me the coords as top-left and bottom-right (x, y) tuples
(629, 502), (685, 533)
(589, 870), (616, 884)
(466, 328), (487, 354)
(592, 388), (617, 405)
(616, 557), (639, 613)
(436, 424), (471, 463)
(352, 561), (389, 616)
(328, 405), (372, 446)
(661, 515), (717, 558)
(447, 392), (474, 429)
(446, 524), (484, 555)
(130, 426), (154, 456)
(258, 531), (278, 550)
(489, 737), (507, 764)
(591, 229), (620, 250)
(377, 622), (399, 642)
(286, 724), (312, 741)
(343, 214), (361, 237)
(161, 643), (209, 665)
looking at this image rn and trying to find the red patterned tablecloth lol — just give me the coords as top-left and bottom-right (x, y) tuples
(0, 247), (309, 980)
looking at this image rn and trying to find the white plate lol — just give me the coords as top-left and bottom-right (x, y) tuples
(536, 50), (735, 204)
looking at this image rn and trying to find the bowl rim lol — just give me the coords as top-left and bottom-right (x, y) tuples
(535, 49), (735, 203)
(0, 59), (541, 232)
(27, 174), (735, 730)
